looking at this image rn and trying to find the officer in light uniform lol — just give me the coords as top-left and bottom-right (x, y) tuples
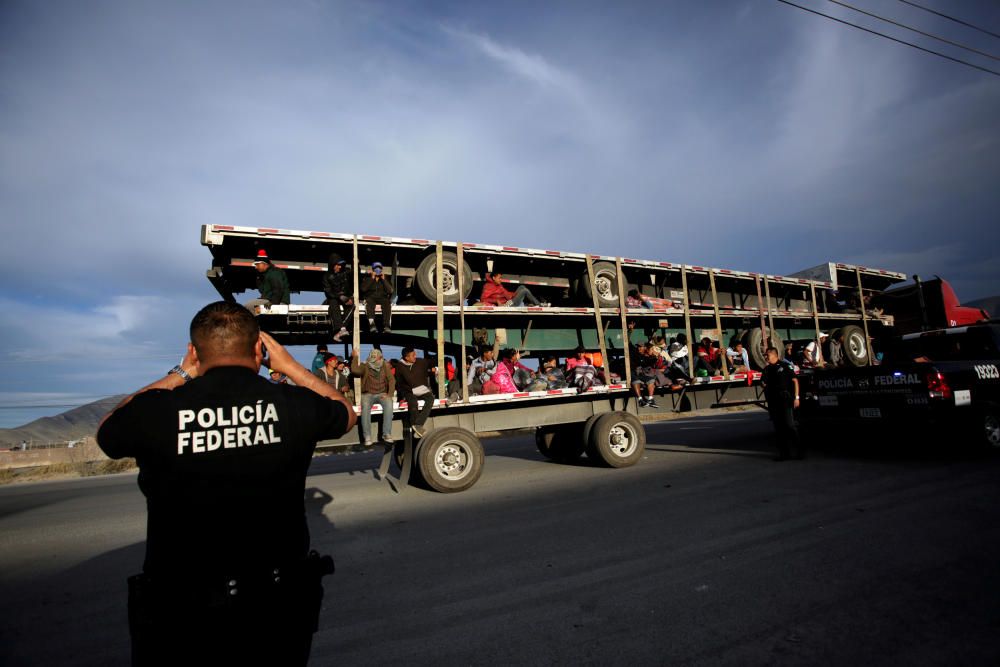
(98, 301), (356, 666)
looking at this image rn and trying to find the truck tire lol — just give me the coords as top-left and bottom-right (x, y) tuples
(417, 427), (484, 493)
(535, 423), (586, 463)
(840, 325), (869, 367)
(581, 261), (620, 308)
(587, 411), (645, 468)
(742, 328), (783, 370)
(415, 252), (474, 305)
(981, 410), (1000, 450)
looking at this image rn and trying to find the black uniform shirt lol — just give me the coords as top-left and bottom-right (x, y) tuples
(762, 360), (797, 409)
(97, 366), (350, 579)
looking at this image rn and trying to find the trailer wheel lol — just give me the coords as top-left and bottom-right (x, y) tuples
(581, 261), (620, 308)
(587, 412), (645, 468)
(742, 327), (783, 370)
(417, 427), (484, 493)
(535, 424), (586, 463)
(840, 325), (869, 367)
(415, 252), (474, 305)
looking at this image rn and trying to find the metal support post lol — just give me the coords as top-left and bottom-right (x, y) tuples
(436, 242), (445, 400)
(680, 266), (695, 378)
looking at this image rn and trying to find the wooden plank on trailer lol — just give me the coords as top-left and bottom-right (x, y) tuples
(855, 267), (873, 366)
(458, 242), (469, 404)
(352, 236), (361, 406)
(810, 283), (822, 364)
(616, 257), (631, 386)
(436, 242), (445, 400)
(585, 256), (611, 380)
(680, 267), (695, 377)
(763, 276), (776, 348)
(709, 269), (730, 380)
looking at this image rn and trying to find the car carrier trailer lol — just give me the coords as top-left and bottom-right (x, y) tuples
(201, 225), (905, 492)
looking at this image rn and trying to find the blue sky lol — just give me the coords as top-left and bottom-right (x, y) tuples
(1, 0), (998, 427)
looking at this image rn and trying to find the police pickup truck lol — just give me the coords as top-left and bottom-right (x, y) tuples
(799, 321), (1000, 449)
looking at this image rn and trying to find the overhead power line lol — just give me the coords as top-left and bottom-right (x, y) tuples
(776, 0), (1000, 77)
(895, 0), (1000, 41)
(828, 0), (999, 61)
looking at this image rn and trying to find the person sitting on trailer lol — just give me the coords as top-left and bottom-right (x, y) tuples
(631, 343), (665, 408)
(829, 330), (845, 367)
(311, 343), (329, 372)
(566, 346), (604, 393)
(391, 347), (436, 438)
(697, 337), (721, 374)
(726, 338), (750, 373)
(360, 261), (393, 334)
(314, 353), (353, 403)
(466, 347), (497, 396)
(501, 349), (536, 390)
(245, 249), (290, 313)
(626, 289), (674, 310)
(483, 349), (520, 394)
(529, 356), (568, 391)
(351, 348), (395, 447)
(802, 333), (828, 368)
(322, 254), (354, 342)
(479, 272), (549, 307)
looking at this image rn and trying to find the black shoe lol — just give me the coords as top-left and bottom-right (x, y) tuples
(369, 322), (378, 334)
(637, 397), (648, 407)
(383, 326), (391, 334)
(647, 399), (660, 409)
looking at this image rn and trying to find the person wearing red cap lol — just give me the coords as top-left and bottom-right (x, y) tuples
(246, 249), (290, 313)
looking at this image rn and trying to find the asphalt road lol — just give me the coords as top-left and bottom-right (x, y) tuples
(1, 411), (999, 666)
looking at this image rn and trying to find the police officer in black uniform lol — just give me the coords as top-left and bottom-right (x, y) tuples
(97, 301), (356, 666)
(760, 345), (803, 461)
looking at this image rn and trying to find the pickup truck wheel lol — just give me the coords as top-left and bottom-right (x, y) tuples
(581, 261), (620, 308)
(416, 252), (474, 305)
(840, 325), (869, 367)
(588, 411), (645, 468)
(742, 328), (783, 370)
(417, 427), (484, 493)
(536, 424), (586, 463)
(983, 412), (1000, 449)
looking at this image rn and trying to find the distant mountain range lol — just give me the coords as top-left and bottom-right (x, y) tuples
(966, 295), (998, 319)
(0, 395), (125, 446)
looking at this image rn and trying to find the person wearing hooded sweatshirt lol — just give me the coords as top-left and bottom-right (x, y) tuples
(351, 348), (395, 446)
(245, 249), (290, 312)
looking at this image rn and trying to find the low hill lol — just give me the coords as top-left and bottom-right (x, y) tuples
(0, 395), (125, 447)
(965, 295), (998, 319)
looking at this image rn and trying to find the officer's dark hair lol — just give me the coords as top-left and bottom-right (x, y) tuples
(401, 346), (416, 357)
(190, 301), (260, 360)
(765, 346), (779, 356)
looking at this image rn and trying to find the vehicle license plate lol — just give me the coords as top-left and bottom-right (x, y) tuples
(859, 407), (882, 418)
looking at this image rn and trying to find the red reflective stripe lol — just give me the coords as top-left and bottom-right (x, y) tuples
(545, 250), (561, 255)
(258, 228), (279, 234)
(547, 389), (564, 395)
(214, 225), (234, 231)
(719, 269), (732, 274)
(304, 266), (324, 271)
(513, 393), (530, 398)
(362, 235), (381, 240)
(503, 246), (520, 252)
(310, 232), (332, 237)
(412, 239), (430, 244)
(624, 258), (637, 263)
(659, 262), (672, 267)
(463, 243), (476, 248)
(691, 266), (704, 271)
